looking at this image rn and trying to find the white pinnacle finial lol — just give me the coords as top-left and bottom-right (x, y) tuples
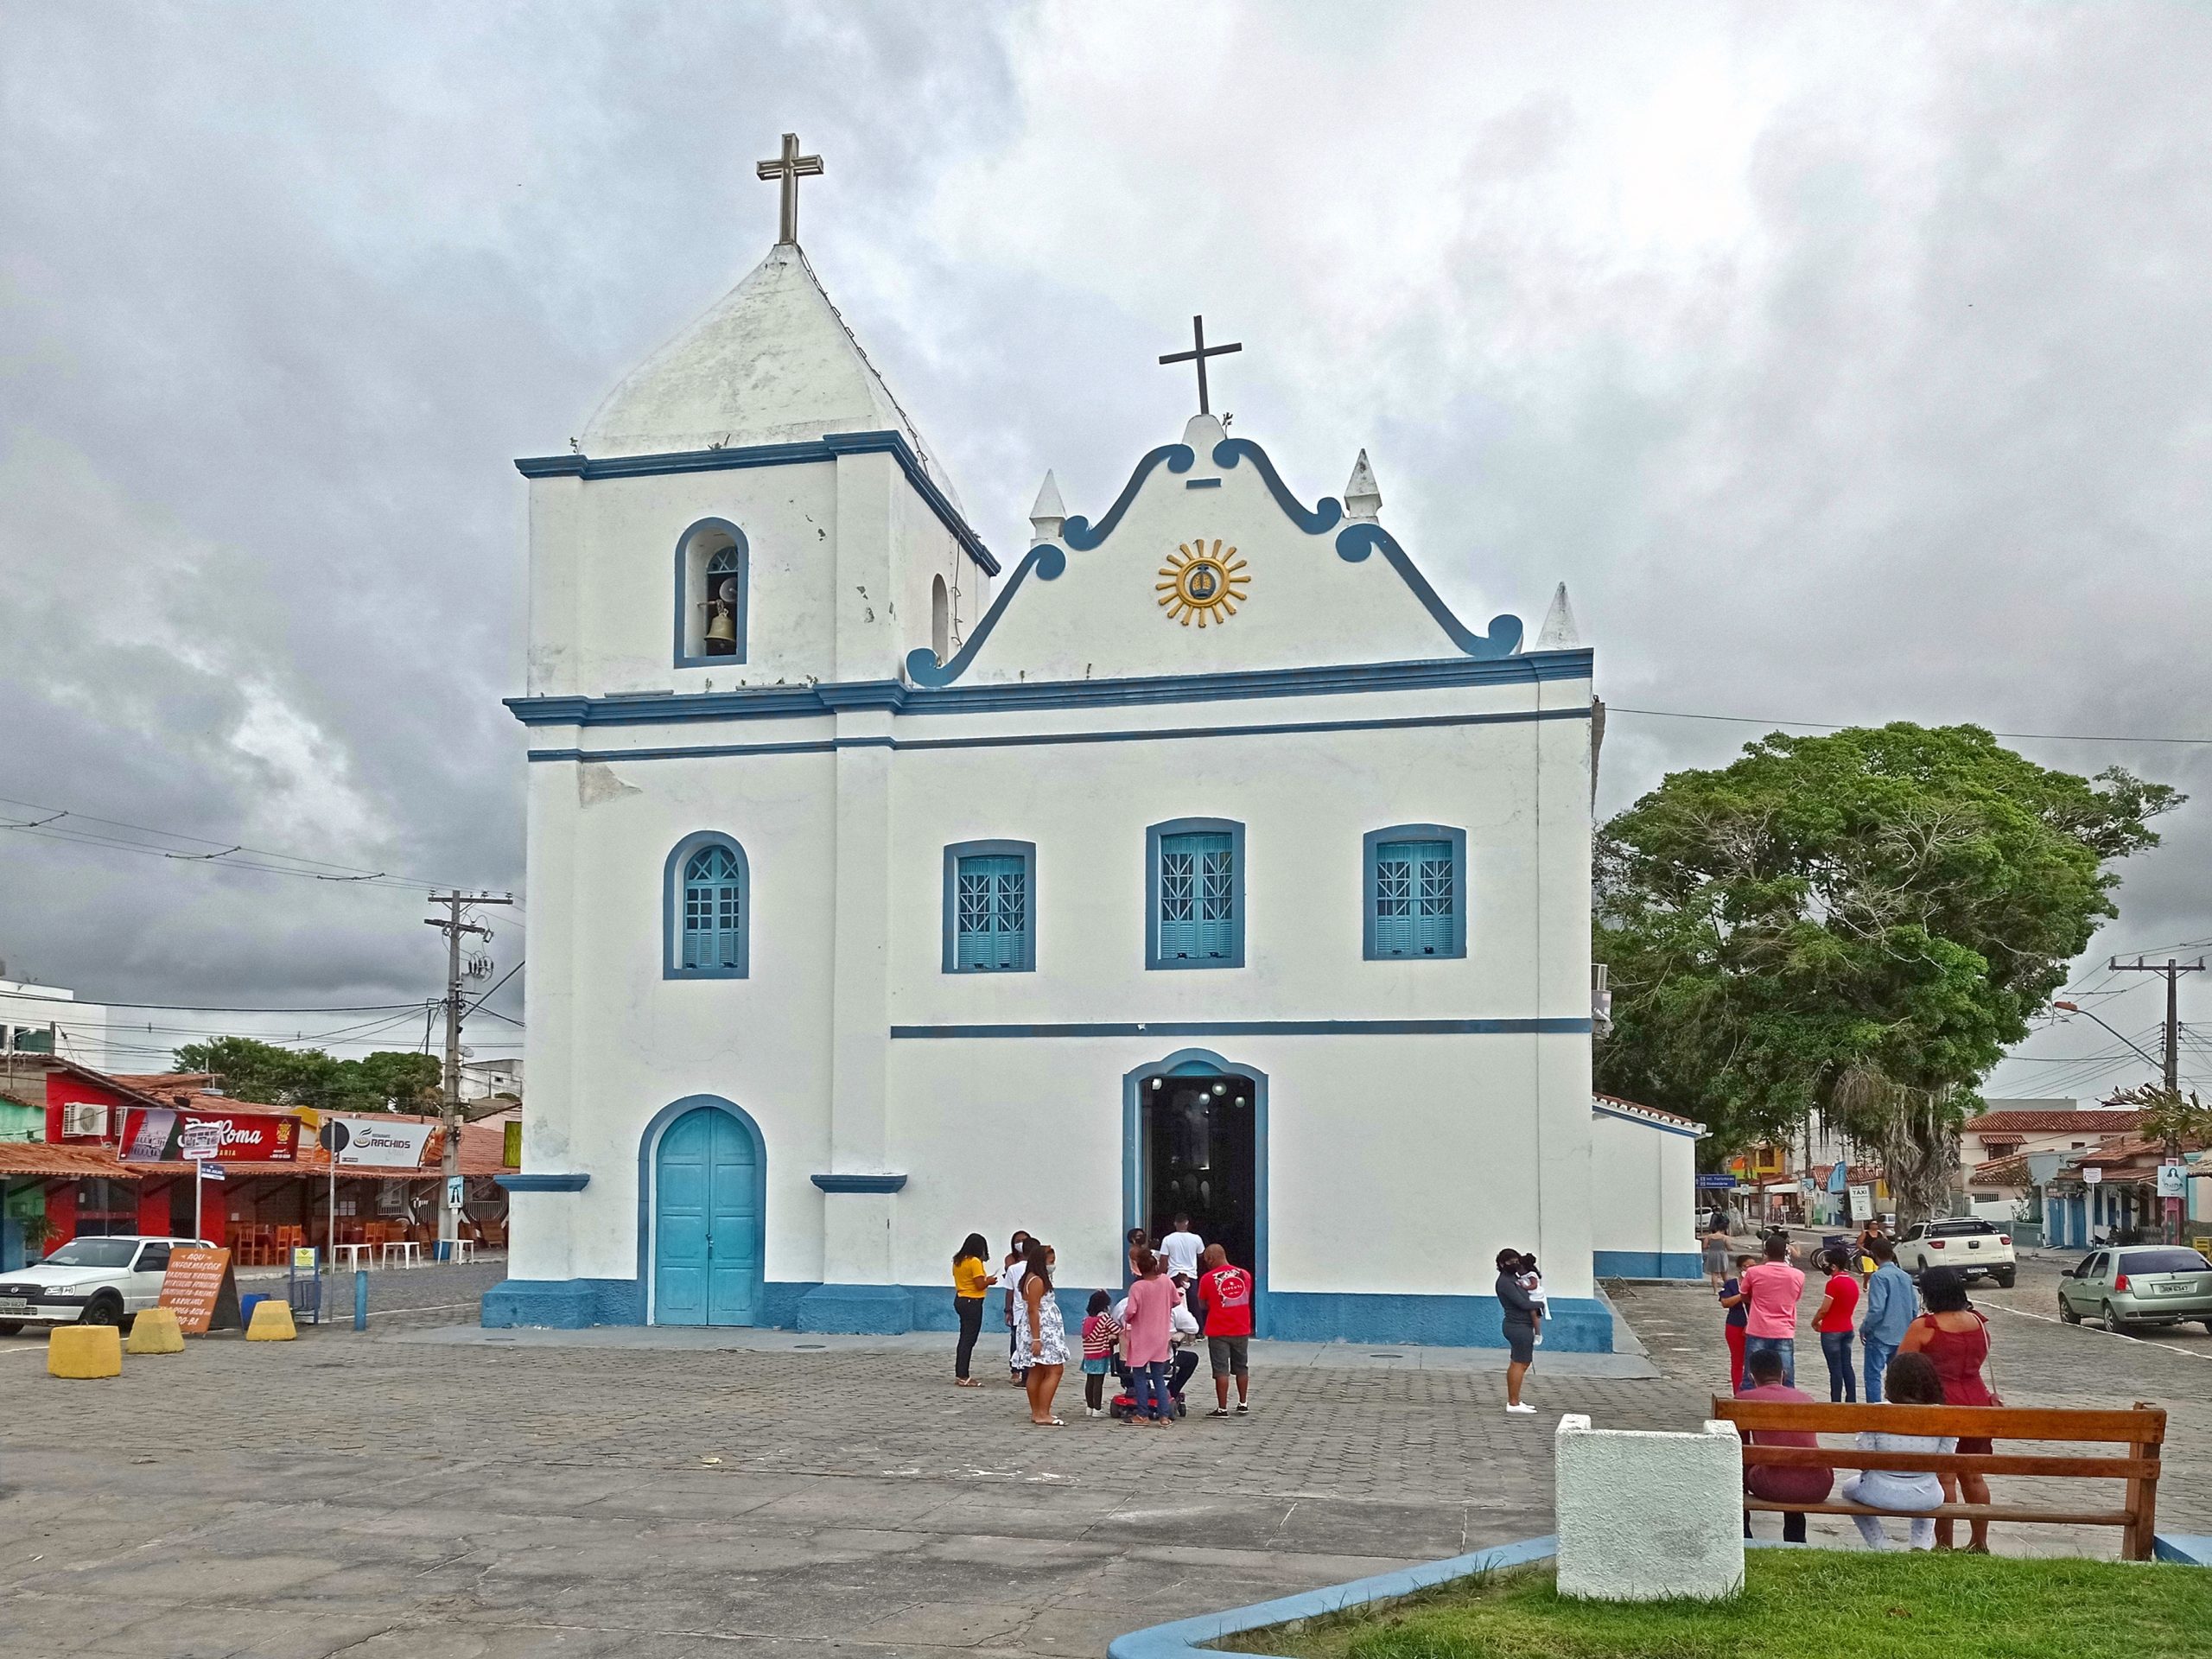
(1029, 470), (1066, 543)
(1535, 582), (1582, 650)
(1344, 449), (1382, 522)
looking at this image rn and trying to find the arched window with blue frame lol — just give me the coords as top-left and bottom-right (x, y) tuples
(1363, 824), (1467, 960)
(1147, 817), (1245, 969)
(664, 832), (750, 979)
(942, 840), (1036, 972)
(673, 518), (749, 666)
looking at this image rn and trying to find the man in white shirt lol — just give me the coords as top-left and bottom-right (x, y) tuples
(1159, 1216), (1205, 1316)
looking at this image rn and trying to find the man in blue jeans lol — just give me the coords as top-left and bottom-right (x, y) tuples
(1738, 1233), (1804, 1387)
(1859, 1236), (1916, 1402)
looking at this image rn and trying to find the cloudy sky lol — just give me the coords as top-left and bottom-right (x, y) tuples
(3, 1), (2209, 1091)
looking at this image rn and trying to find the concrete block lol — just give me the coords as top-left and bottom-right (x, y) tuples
(48, 1324), (124, 1378)
(124, 1308), (186, 1354)
(1554, 1412), (1744, 1601)
(246, 1300), (298, 1341)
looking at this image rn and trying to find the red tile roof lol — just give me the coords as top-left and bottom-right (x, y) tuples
(105, 1073), (296, 1117)
(1964, 1109), (2145, 1135)
(1592, 1093), (1707, 1132)
(0, 1143), (185, 1180)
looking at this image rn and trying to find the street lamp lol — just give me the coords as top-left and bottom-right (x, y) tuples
(2050, 1001), (2164, 1077)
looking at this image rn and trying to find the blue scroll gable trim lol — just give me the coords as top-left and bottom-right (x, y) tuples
(1212, 440), (1344, 535)
(1334, 524), (1523, 660)
(904, 540), (1068, 688)
(1060, 445), (1195, 550)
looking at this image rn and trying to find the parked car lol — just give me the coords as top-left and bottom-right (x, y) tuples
(1893, 1217), (2017, 1287)
(0, 1236), (206, 1335)
(2057, 1246), (2212, 1333)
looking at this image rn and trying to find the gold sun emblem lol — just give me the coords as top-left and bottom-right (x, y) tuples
(1157, 539), (1249, 627)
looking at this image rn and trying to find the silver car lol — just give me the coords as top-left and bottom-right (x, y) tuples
(2057, 1245), (2212, 1332)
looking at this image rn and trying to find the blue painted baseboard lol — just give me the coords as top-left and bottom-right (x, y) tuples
(1266, 1293), (1612, 1352)
(481, 1279), (1611, 1351)
(1593, 1249), (1703, 1281)
(798, 1283), (916, 1334)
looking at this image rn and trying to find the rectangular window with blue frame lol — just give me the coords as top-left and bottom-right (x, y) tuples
(1363, 825), (1467, 960)
(942, 841), (1036, 973)
(1147, 818), (1244, 969)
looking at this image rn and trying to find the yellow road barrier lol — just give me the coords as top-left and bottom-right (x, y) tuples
(245, 1300), (297, 1341)
(125, 1307), (186, 1354)
(48, 1324), (123, 1378)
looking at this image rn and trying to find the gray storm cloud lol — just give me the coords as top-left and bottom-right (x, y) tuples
(2, 1), (2207, 1092)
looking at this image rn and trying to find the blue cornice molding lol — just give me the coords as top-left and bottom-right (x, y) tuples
(1334, 524), (1523, 660)
(514, 430), (1001, 578)
(1060, 444), (1195, 550)
(507, 650), (1593, 729)
(810, 1173), (909, 1193)
(1212, 439), (1343, 534)
(905, 540), (1065, 688)
(495, 1173), (590, 1192)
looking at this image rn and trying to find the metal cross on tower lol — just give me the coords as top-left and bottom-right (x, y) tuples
(756, 131), (824, 245)
(1158, 315), (1243, 415)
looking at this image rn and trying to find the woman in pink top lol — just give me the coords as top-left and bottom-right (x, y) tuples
(1737, 1235), (1805, 1387)
(1121, 1249), (1177, 1426)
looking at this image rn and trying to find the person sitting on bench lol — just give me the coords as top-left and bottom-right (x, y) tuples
(1838, 1351), (1955, 1551)
(1737, 1346), (1831, 1542)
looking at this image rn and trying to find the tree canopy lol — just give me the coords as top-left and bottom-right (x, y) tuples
(169, 1036), (443, 1116)
(1594, 723), (2180, 1218)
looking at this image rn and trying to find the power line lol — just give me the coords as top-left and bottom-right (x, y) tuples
(0, 791), (515, 896)
(1609, 708), (2212, 746)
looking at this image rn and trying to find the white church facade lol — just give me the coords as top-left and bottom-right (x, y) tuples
(485, 144), (1699, 1350)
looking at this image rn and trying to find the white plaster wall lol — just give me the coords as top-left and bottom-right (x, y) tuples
(517, 746), (844, 1286)
(1590, 1112), (1700, 1265)
(961, 417), (1519, 683)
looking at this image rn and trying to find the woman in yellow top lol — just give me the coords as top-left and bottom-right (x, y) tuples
(951, 1233), (1000, 1387)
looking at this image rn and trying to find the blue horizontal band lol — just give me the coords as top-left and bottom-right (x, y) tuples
(809, 1173), (909, 1193)
(889, 1019), (1592, 1039)
(524, 704), (1591, 765)
(494, 1173), (590, 1192)
(513, 430), (1001, 577)
(505, 652), (1594, 729)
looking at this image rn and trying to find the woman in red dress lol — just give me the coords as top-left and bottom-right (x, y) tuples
(1901, 1266), (1996, 1551)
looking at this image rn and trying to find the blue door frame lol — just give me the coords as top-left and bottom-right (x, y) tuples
(640, 1096), (766, 1326)
(1122, 1048), (1268, 1334)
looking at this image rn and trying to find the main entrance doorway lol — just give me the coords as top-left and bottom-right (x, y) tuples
(1137, 1068), (1259, 1282)
(652, 1104), (762, 1325)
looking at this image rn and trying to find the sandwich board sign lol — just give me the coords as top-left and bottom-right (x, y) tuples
(158, 1246), (243, 1335)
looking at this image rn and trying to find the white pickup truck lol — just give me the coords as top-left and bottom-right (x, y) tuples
(1893, 1217), (2017, 1288)
(0, 1235), (207, 1334)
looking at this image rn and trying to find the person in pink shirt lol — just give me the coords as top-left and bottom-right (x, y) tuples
(1120, 1249), (1177, 1426)
(1738, 1233), (1806, 1386)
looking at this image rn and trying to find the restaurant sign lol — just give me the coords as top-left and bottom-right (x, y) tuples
(122, 1108), (299, 1163)
(332, 1116), (440, 1169)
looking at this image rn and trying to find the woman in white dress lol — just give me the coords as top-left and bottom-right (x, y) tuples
(1020, 1237), (1068, 1426)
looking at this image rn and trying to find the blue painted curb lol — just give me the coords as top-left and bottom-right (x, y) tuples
(1105, 1535), (1557, 1659)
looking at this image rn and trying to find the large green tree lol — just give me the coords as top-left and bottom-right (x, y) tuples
(171, 1036), (442, 1115)
(1594, 723), (2179, 1223)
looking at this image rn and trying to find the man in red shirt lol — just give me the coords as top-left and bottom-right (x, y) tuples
(1197, 1243), (1255, 1415)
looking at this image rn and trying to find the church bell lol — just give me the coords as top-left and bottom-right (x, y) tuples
(704, 601), (736, 648)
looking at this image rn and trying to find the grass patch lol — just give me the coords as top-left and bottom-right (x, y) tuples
(1216, 1550), (2212, 1659)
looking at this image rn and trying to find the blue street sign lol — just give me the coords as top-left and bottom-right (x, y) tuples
(1696, 1173), (1737, 1190)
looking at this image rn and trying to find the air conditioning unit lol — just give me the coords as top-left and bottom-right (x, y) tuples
(62, 1102), (108, 1138)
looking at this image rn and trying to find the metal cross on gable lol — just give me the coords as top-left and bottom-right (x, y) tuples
(756, 131), (824, 245)
(1158, 315), (1243, 415)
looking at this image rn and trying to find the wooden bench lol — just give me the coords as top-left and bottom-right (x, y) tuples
(1711, 1395), (2167, 1560)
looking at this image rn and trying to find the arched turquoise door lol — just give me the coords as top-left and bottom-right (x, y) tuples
(652, 1106), (761, 1325)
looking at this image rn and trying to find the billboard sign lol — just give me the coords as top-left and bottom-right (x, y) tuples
(332, 1116), (438, 1169)
(121, 1108), (298, 1163)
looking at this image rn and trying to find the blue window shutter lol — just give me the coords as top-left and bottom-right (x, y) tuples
(682, 844), (744, 969)
(1376, 840), (1452, 957)
(955, 855), (1027, 970)
(1160, 831), (1233, 960)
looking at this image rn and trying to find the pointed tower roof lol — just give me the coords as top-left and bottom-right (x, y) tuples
(1029, 470), (1066, 543)
(1535, 582), (1582, 649)
(1344, 449), (1382, 522)
(581, 243), (957, 501)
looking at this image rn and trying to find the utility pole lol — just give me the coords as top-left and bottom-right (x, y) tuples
(2108, 955), (2204, 1243)
(425, 891), (513, 1253)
